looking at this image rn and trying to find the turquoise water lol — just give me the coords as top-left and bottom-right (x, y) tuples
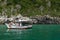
(0, 24), (60, 40)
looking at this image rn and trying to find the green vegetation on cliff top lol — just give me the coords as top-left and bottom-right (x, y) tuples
(0, 0), (60, 17)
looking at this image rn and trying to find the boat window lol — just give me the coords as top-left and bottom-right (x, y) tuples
(22, 22), (31, 26)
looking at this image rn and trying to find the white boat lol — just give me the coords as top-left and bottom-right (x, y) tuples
(5, 19), (32, 29)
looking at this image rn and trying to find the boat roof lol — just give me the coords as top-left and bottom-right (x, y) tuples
(15, 20), (29, 22)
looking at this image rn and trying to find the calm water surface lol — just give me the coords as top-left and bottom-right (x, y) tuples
(0, 24), (60, 40)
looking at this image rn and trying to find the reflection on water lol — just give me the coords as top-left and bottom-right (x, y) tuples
(0, 29), (32, 40)
(6, 29), (32, 35)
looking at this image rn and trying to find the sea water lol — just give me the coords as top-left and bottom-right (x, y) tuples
(0, 24), (60, 40)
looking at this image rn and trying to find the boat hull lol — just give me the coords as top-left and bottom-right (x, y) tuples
(5, 23), (32, 29)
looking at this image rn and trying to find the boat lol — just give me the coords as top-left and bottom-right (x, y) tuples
(5, 18), (32, 29)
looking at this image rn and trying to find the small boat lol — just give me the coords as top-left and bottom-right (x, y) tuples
(5, 19), (32, 29)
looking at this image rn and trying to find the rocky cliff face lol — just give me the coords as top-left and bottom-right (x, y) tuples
(30, 15), (60, 24)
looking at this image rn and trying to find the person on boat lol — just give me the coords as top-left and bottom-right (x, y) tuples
(8, 21), (12, 28)
(15, 23), (19, 26)
(9, 21), (15, 27)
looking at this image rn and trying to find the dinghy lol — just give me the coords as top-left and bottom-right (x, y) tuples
(5, 19), (32, 29)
